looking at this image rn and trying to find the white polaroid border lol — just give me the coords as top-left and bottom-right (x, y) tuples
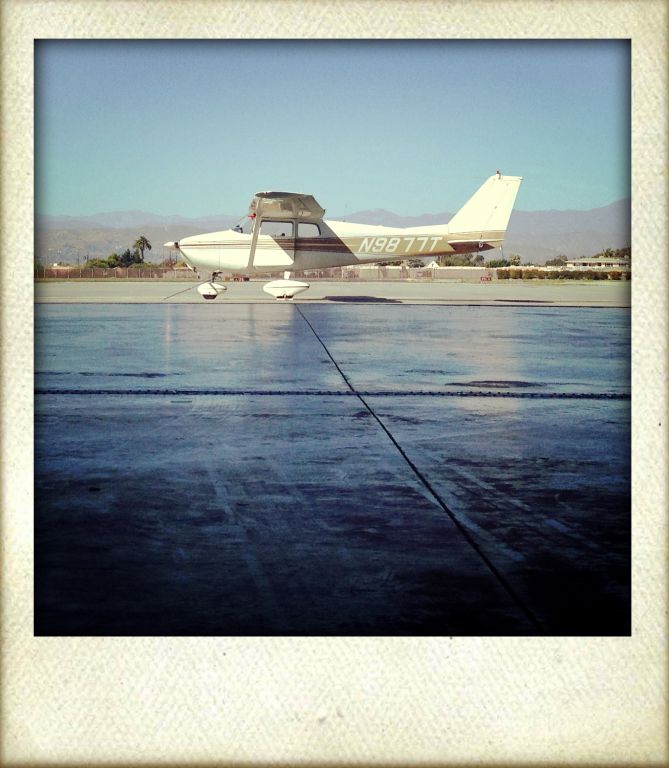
(1, 1), (666, 764)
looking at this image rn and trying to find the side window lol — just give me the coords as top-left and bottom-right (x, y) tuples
(297, 222), (321, 238)
(259, 220), (293, 238)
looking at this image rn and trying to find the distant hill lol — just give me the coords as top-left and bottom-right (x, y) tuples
(500, 198), (631, 263)
(35, 213), (240, 266)
(35, 199), (630, 265)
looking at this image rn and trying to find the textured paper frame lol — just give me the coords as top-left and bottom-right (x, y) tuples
(1, 1), (667, 764)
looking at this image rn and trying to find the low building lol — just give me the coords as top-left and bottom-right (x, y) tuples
(566, 256), (631, 270)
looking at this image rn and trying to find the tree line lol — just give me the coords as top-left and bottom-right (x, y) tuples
(435, 246), (629, 269)
(84, 236), (152, 269)
(434, 253), (521, 268)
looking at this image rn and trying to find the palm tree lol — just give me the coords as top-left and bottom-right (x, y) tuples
(133, 235), (152, 262)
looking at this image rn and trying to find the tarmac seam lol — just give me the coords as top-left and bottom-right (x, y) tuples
(35, 389), (630, 400)
(294, 304), (546, 634)
(35, 300), (629, 308)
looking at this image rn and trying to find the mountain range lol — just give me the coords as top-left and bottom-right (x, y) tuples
(35, 198), (630, 265)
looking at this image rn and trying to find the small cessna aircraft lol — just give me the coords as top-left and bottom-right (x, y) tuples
(164, 172), (522, 300)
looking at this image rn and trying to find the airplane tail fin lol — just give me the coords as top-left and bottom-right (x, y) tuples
(447, 173), (522, 244)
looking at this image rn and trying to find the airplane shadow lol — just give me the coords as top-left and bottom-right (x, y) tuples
(323, 295), (401, 303)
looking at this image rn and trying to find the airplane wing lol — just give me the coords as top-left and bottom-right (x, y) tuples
(249, 192), (325, 221)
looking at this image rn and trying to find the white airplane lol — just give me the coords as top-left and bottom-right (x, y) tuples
(164, 172), (522, 300)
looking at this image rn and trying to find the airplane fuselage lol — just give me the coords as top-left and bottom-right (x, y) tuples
(176, 219), (501, 275)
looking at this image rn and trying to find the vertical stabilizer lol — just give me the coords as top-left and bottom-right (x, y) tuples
(447, 174), (522, 239)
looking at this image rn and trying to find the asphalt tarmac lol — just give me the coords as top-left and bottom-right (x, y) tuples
(34, 295), (630, 635)
(35, 277), (631, 306)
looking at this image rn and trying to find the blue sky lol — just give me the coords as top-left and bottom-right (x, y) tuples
(35, 40), (630, 217)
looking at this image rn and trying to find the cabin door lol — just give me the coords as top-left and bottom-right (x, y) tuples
(258, 219), (295, 266)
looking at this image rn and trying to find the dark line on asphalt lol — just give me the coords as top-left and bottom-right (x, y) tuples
(294, 307), (357, 393)
(35, 389), (630, 400)
(294, 304), (546, 634)
(35, 300), (631, 309)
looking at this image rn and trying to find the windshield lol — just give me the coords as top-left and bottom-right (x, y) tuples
(232, 217), (297, 238)
(232, 216), (254, 235)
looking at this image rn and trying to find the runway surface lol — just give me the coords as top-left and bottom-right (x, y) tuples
(35, 299), (631, 635)
(35, 278), (631, 306)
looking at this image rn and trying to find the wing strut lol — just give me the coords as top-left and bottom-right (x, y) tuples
(246, 202), (263, 270)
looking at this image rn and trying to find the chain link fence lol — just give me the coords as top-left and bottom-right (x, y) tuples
(35, 267), (197, 280)
(34, 266), (629, 282)
(35, 266), (497, 282)
(331, 267), (494, 282)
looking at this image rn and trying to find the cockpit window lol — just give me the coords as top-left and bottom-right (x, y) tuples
(260, 220), (294, 238)
(297, 222), (321, 238)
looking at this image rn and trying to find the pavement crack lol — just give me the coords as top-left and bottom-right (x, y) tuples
(295, 304), (546, 634)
